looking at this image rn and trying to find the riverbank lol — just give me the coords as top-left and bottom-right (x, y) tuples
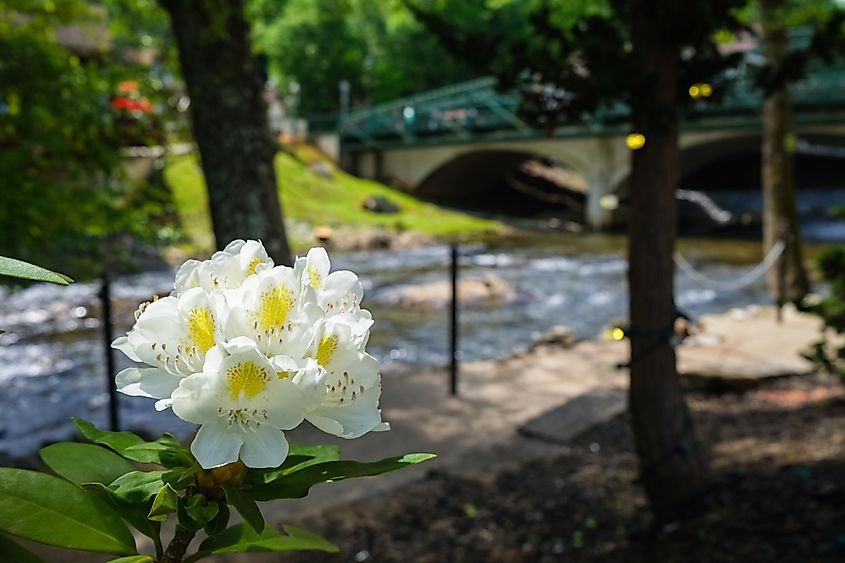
(163, 143), (504, 254)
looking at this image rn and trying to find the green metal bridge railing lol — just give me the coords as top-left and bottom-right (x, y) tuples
(328, 56), (845, 151)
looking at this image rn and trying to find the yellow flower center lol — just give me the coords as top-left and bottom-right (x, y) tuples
(307, 264), (322, 289)
(257, 285), (294, 332)
(315, 334), (339, 367)
(226, 361), (269, 400)
(187, 307), (215, 353)
(246, 258), (264, 276)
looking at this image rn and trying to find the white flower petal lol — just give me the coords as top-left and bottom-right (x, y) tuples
(222, 336), (261, 355)
(303, 247), (330, 290)
(191, 422), (244, 469)
(111, 336), (141, 362)
(318, 271), (363, 315)
(306, 383), (385, 439)
(171, 372), (220, 424)
(174, 259), (203, 295)
(115, 367), (180, 400)
(240, 425), (289, 468)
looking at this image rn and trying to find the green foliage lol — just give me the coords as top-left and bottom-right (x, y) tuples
(73, 418), (193, 466)
(0, 419), (434, 561)
(407, 0), (748, 127)
(148, 483), (180, 522)
(222, 483), (265, 533)
(196, 523), (339, 556)
(39, 442), (135, 485)
(248, 453), (437, 501)
(0, 468), (136, 555)
(0, 1), (179, 280)
(801, 245), (845, 382)
(0, 256), (73, 285)
(247, 0), (473, 113)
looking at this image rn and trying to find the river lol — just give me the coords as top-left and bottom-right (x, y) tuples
(1, 232), (807, 462)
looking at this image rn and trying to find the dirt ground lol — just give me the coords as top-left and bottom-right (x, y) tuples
(285, 373), (845, 563)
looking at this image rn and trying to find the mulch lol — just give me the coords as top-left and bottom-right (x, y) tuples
(286, 373), (845, 563)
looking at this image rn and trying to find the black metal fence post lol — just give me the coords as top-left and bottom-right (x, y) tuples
(100, 272), (120, 431)
(450, 244), (459, 396)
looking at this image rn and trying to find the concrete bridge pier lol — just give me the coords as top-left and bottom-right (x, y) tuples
(583, 137), (629, 231)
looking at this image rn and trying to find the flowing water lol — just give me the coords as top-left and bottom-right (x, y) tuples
(0, 234), (795, 462)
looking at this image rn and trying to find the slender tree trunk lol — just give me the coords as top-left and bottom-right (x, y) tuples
(760, 0), (809, 301)
(161, 0), (292, 265)
(627, 1), (707, 522)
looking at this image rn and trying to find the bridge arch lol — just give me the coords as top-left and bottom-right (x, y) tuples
(680, 131), (845, 190)
(411, 148), (589, 218)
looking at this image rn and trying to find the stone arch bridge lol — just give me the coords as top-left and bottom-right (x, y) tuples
(315, 67), (845, 229)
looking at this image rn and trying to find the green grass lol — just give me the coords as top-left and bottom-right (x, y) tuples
(164, 147), (501, 251)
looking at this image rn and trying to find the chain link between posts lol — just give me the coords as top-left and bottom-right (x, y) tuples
(674, 240), (786, 291)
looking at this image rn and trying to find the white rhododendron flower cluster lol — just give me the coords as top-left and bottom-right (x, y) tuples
(112, 240), (387, 469)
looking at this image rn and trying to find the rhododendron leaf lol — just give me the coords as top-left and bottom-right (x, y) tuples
(108, 470), (182, 504)
(249, 453), (436, 501)
(222, 484), (264, 533)
(197, 523), (338, 555)
(74, 419), (191, 467)
(176, 495), (219, 531)
(40, 443), (135, 486)
(0, 468), (136, 555)
(0, 256), (72, 285)
(148, 484), (179, 522)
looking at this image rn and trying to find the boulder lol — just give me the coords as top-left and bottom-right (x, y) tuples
(362, 195), (401, 214)
(386, 275), (515, 309)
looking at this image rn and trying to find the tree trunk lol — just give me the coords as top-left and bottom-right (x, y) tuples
(627, 1), (707, 522)
(760, 0), (809, 301)
(161, 0), (292, 265)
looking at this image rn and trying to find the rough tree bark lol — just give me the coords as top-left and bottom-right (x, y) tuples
(760, 0), (809, 301)
(627, 1), (708, 522)
(160, 0), (292, 265)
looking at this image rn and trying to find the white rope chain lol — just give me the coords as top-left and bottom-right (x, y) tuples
(674, 240), (786, 291)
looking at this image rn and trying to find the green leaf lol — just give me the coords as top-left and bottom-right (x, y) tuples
(0, 256), (73, 285)
(148, 484), (179, 522)
(204, 503), (230, 537)
(0, 468), (136, 555)
(0, 534), (47, 563)
(248, 444), (342, 487)
(82, 482), (163, 544)
(177, 495), (219, 531)
(73, 419), (192, 467)
(40, 442), (135, 486)
(109, 470), (179, 504)
(197, 523), (338, 555)
(124, 434), (194, 467)
(288, 444), (341, 462)
(221, 484), (264, 533)
(108, 557), (154, 563)
(249, 453), (436, 501)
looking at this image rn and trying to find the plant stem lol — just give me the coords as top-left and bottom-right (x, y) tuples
(160, 525), (196, 563)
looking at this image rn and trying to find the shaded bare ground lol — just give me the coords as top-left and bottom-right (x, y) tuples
(285, 373), (845, 563)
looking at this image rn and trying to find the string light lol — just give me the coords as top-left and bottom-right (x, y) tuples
(689, 83), (713, 99)
(626, 133), (646, 150)
(599, 194), (620, 211)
